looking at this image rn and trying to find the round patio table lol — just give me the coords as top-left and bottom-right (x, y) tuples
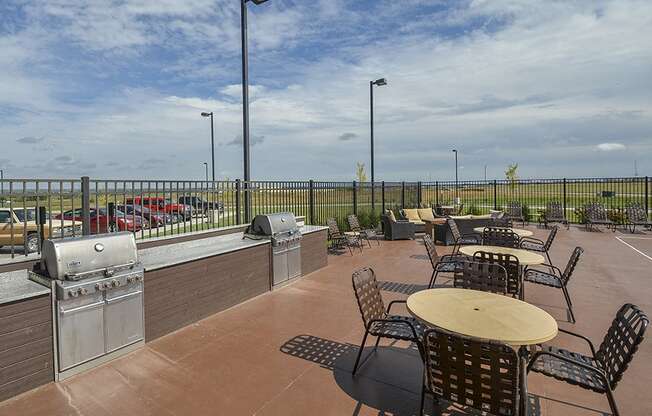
(473, 227), (533, 238)
(406, 288), (557, 346)
(459, 245), (545, 266)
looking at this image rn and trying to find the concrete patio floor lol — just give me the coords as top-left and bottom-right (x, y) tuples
(1, 225), (651, 415)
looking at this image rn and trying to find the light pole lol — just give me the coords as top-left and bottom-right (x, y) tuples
(452, 149), (458, 201)
(200, 112), (215, 181)
(484, 164), (487, 181)
(241, 0), (270, 222)
(203, 162), (209, 181)
(370, 78), (387, 211)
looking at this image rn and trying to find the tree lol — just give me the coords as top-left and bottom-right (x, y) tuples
(505, 163), (519, 190)
(355, 162), (368, 183)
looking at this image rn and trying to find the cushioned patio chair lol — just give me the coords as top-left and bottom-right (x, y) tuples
(423, 234), (464, 288)
(400, 208), (426, 233)
(473, 250), (521, 299)
(542, 201), (569, 230)
(585, 203), (616, 232)
(506, 202), (527, 226)
(381, 210), (415, 240)
(351, 267), (425, 375)
(347, 214), (380, 247)
(453, 259), (509, 295)
(523, 246), (583, 323)
(447, 218), (481, 255)
(327, 218), (362, 255)
(625, 202), (652, 233)
(528, 304), (648, 416)
(420, 327), (522, 416)
(482, 227), (520, 248)
(520, 225), (558, 266)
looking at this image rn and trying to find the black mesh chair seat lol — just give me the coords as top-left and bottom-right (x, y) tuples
(529, 345), (606, 393)
(524, 269), (562, 288)
(458, 236), (479, 244)
(369, 316), (426, 340)
(434, 261), (457, 273)
(520, 240), (544, 252)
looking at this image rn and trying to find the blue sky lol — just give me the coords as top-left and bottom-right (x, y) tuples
(1, 0), (651, 181)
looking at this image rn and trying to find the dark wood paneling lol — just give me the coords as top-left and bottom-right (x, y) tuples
(0, 295), (54, 403)
(301, 230), (328, 276)
(0, 260), (38, 274)
(137, 226), (248, 250)
(144, 244), (271, 342)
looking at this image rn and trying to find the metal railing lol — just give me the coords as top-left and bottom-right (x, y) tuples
(0, 176), (649, 259)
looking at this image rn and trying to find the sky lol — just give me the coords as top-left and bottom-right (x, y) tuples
(0, 0), (651, 181)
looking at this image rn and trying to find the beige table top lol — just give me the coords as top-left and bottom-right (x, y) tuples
(459, 245), (545, 265)
(473, 227), (533, 237)
(407, 288), (558, 346)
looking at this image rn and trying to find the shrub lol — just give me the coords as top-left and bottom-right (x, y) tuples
(465, 205), (482, 215)
(607, 209), (626, 225)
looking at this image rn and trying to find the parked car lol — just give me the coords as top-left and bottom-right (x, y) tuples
(177, 196), (225, 215)
(116, 204), (175, 228)
(55, 208), (146, 234)
(0, 208), (81, 252)
(125, 197), (191, 220)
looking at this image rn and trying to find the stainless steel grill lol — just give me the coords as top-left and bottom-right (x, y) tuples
(245, 212), (302, 286)
(30, 232), (144, 380)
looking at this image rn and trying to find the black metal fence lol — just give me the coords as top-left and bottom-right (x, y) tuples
(0, 176), (649, 259)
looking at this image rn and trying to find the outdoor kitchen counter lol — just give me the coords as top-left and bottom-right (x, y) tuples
(0, 269), (51, 305)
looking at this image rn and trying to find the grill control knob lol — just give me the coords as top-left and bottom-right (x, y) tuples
(112, 279), (120, 287)
(79, 288), (88, 296)
(68, 290), (78, 298)
(96, 283), (102, 290)
(104, 282), (112, 289)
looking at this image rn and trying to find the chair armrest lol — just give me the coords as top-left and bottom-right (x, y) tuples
(526, 265), (562, 278)
(527, 350), (606, 380)
(368, 318), (420, 342)
(457, 233), (481, 243)
(520, 236), (544, 245)
(558, 328), (598, 357)
(386, 300), (407, 314)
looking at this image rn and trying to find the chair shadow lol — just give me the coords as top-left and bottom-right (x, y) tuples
(279, 334), (551, 416)
(409, 254), (430, 260)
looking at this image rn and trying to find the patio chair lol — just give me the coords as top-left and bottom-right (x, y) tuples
(455, 203), (464, 216)
(506, 202), (526, 226)
(473, 250), (521, 299)
(423, 234), (464, 288)
(351, 267), (425, 375)
(542, 201), (569, 230)
(585, 203), (615, 232)
(491, 216), (513, 228)
(482, 227), (520, 248)
(625, 202), (652, 233)
(327, 218), (362, 255)
(528, 303), (649, 416)
(447, 218), (481, 255)
(420, 327), (521, 416)
(381, 210), (415, 240)
(347, 214), (380, 247)
(519, 225), (558, 266)
(523, 246), (583, 323)
(453, 259), (509, 295)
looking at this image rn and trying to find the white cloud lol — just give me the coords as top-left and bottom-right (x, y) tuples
(596, 143), (626, 152)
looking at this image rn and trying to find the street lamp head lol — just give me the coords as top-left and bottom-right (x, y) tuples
(248, 0), (270, 4)
(373, 78), (387, 86)
(452, 149), (457, 153)
(201, 112), (212, 117)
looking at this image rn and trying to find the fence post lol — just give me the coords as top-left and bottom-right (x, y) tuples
(417, 181), (422, 207)
(563, 178), (567, 218)
(493, 180), (497, 210)
(81, 176), (91, 236)
(381, 181), (385, 212)
(309, 180), (315, 225)
(401, 181), (406, 208)
(235, 179), (241, 225)
(352, 181), (357, 215)
(435, 181), (439, 206)
(645, 176), (649, 216)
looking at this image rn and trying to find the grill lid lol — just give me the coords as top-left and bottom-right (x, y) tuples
(246, 212), (298, 236)
(41, 232), (138, 280)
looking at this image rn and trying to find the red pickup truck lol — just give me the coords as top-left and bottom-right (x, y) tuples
(126, 197), (191, 220)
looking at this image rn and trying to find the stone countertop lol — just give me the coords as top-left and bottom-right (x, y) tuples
(300, 225), (329, 235)
(0, 269), (51, 306)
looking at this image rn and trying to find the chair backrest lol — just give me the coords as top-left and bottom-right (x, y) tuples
(482, 227), (520, 248)
(423, 327), (520, 416)
(546, 201), (565, 219)
(626, 203), (647, 222)
(423, 235), (440, 270)
(596, 304), (649, 389)
(352, 267), (386, 328)
(347, 214), (361, 232)
(456, 203), (464, 215)
(473, 251), (520, 297)
(447, 218), (461, 241)
(327, 218), (342, 238)
(560, 246), (583, 285)
(586, 203), (608, 221)
(543, 225), (558, 251)
(506, 202), (523, 219)
(453, 260), (509, 295)
(491, 217), (513, 228)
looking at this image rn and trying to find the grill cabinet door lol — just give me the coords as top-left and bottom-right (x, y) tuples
(272, 243), (289, 285)
(58, 292), (105, 371)
(287, 243), (301, 280)
(104, 282), (144, 352)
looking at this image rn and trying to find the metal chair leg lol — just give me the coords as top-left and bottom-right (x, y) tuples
(561, 285), (576, 323)
(352, 330), (370, 376)
(419, 384), (426, 416)
(428, 269), (437, 289)
(605, 384), (620, 416)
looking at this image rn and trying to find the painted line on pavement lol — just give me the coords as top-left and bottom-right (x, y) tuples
(615, 236), (652, 262)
